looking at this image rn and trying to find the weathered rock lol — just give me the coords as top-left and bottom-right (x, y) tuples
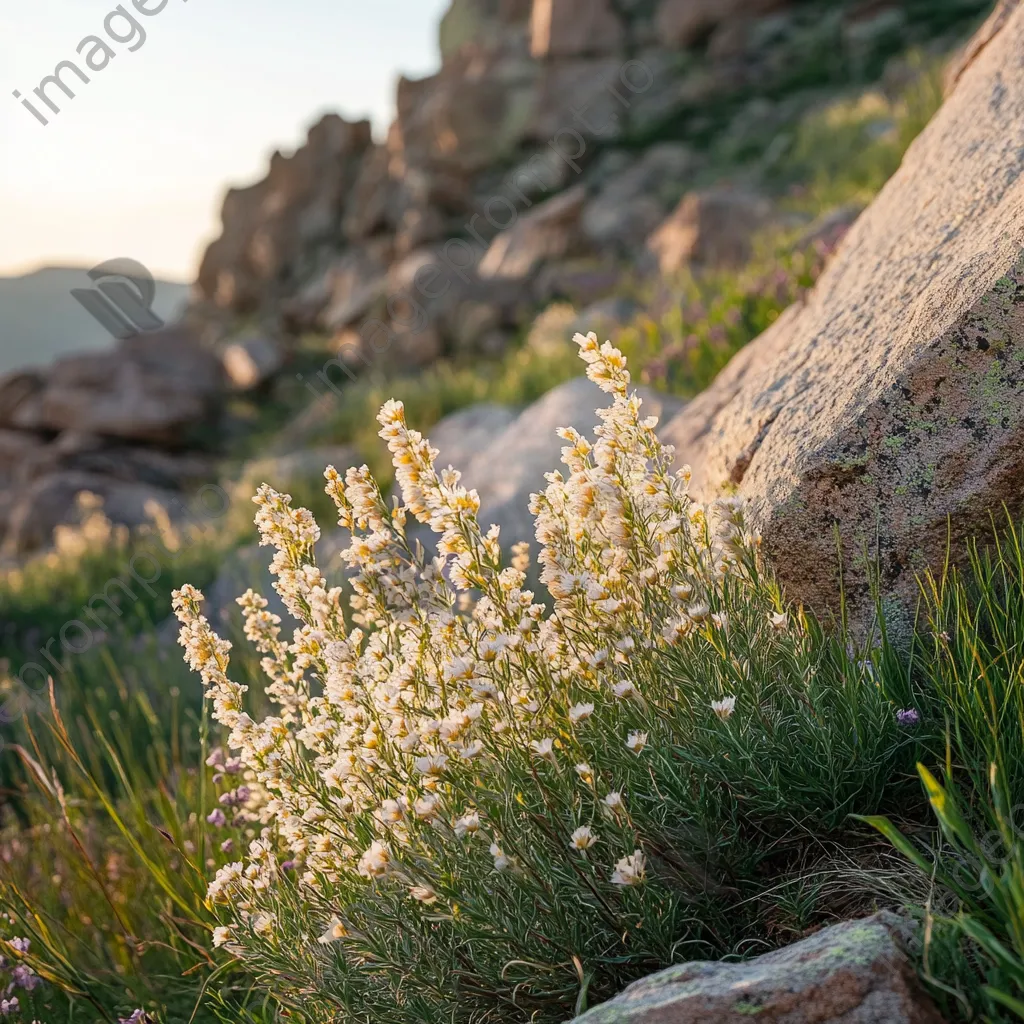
(574, 296), (640, 334)
(581, 143), (696, 253)
(660, 3), (1024, 627)
(319, 246), (392, 332)
(647, 189), (772, 273)
(440, 0), (532, 59)
(222, 335), (285, 390)
(530, 0), (625, 59)
(392, 51), (539, 178)
(655, 0), (790, 49)
(534, 259), (623, 305)
(32, 329), (223, 444)
(57, 444), (216, 491)
(197, 115), (373, 313)
(573, 913), (945, 1024)
(426, 403), (518, 471)
(0, 471), (179, 556)
(185, 0), (997, 407)
(479, 185), (588, 281)
(945, 0), (1021, 95)
(457, 376), (682, 545)
(0, 430), (47, 489)
(203, 543), (290, 634)
(342, 144), (398, 243)
(0, 371), (44, 430)
(528, 57), (627, 141)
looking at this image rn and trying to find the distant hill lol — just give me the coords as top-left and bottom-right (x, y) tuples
(0, 266), (190, 376)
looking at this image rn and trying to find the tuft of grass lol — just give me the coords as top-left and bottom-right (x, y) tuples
(861, 515), (1024, 1021)
(0, 501), (228, 676)
(0, 647), (274, 1023)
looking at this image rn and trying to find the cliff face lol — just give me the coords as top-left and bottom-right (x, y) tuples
(193, 0), (994, 369)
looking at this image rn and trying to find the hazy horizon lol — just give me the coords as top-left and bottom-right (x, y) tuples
(0, 0), (449, 281)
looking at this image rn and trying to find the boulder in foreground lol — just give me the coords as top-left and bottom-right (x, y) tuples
(573, 913), (945, 1024)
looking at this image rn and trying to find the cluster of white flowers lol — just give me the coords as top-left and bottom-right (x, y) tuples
(174, 334), (761, 965)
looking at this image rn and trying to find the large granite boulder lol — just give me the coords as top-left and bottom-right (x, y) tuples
(426, 403), (519, 470)
(660, 4), (1024, 628)
(573, 913), (945, 1024)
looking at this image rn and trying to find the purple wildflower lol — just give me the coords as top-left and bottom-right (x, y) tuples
(11, 964), (40, 991)
(218, 786), (250, 808)
(206, 809), (226, 827)
(896, 708), (920, 727)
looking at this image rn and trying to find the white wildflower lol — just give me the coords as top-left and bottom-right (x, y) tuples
(357, 842), (390, 879)
(530, 738), (556, 763)
(603, 791), (625, 814)
(711, 696), (737, 720)
(569, 702), (595, 724)
(454, 812), (481, 838)
(317, 916), (349, 944)
(626, 731), (648, 755)
(569, 826), (598, 851)
(611, 850), (646, 887)
(409, 885), (438, 904)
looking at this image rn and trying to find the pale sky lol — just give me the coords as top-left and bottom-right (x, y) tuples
(0, 0), (449, 280)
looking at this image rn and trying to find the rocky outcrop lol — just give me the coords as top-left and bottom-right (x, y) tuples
(530, 0), (625, 58)
(661, 2), (1024, 628)
(191, 0), (988, 369)
(0, 328), (223, 555)
(197, 116), (373, 316)
(656, 0), (789, 50)
(23, 330), (223, 444)
(573, 913), (945, 1024)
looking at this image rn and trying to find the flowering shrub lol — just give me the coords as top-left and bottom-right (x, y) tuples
(174, 335), (917, 1022)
